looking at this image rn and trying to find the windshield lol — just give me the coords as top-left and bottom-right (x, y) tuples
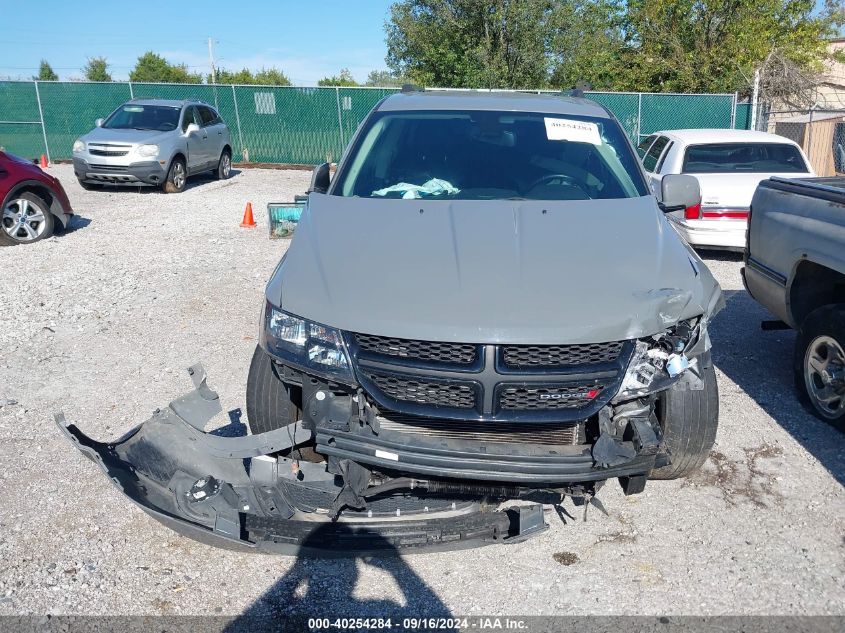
(333, 110), (649, 200)
(682, 142), (809, 174)
(103, 104), (181, 131)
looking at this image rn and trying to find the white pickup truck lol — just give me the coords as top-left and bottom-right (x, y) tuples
(743, 176), (845, 429)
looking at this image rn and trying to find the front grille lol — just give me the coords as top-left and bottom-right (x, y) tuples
(498, 385), (602, 411)
(89, 149), (129, 157)
(364, 371), (477, 409)
(355, 333), (477, 365)
(502, 341), (624, 368)
(353, 336), (630, 422)
(379, 415), (583, 445)
(88, 163), (129, 173)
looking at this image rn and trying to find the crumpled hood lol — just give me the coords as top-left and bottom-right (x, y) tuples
(82, 127), (172, 145)
(270, 193), (722, 344)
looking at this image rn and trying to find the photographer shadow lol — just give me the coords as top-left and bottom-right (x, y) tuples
(225, 523), (455, 631)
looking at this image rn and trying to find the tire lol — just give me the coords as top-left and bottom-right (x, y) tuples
(246, 345), (300, 435)
(163, 157), (187, 193)
(214, 149), (232, 180)
(650, 359), (719, 480)
(793, 304), (845, 431)
(0, 192), (55, 246)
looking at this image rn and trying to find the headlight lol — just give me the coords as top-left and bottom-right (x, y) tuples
(137, 144), (159, 157)
(72, 139), (85, 153)
(264, 304), (353, 380)
(615, 318), (700, 400)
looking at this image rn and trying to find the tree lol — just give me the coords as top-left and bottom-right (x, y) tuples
(83, 57), (112, 82)
(364, 69), (407, 87)
(212, 67), (256, 84)
(548, 0), (627, 90)
(317, 68), (359, 86)
(385, 0), (843, 96)
(209, 66), (291, 85)
(615, 0), (843, 95)
(385, 0), (553, 89)
(253, 67), (291, 86)
(34, 60), (58, 81)
(129, 52), (202, 84)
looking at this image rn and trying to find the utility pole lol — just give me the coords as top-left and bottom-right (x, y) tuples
(208, 37), (217, 84)
(750, 67), (760, 131)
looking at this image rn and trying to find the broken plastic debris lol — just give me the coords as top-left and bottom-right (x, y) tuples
(666, 353), (690, 377)
(372, 178), (459, 199)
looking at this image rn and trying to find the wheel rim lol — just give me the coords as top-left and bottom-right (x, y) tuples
(804, 335), (845, 419)
(221, 154), (231, 177)
(2, 198), (47, 242)
(173, 162), (186, 189)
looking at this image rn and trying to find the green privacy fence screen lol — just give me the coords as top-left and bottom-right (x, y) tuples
(0, 81), (747, 164)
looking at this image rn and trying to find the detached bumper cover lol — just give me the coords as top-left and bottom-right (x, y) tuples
(55, 365), (549, 554)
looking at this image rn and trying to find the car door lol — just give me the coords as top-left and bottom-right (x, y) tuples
(197, 106), (224, 167)
(182, 106), (210, 173)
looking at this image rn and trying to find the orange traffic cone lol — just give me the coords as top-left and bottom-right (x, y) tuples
(240, 202), (257, 228)
(40, 154), (48, 169)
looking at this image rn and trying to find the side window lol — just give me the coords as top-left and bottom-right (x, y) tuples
(181, 107), (200, 132)
(655, 141), (674, 173)
(198, 106), (217, 127)
(642, 136), (669, 172)
(637, 135), (656, 158)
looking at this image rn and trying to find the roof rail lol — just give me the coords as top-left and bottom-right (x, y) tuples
(562, 80), (593, 99)
(400, 83), (425, 94)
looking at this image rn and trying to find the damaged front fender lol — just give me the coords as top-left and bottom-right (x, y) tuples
(56, 365), (547, 554)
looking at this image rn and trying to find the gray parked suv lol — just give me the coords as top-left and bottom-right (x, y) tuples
(60, 90), (724, 553)
(72, 99), (232, 193)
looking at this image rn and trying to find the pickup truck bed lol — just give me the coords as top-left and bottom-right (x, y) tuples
(743, 176), (845, 429)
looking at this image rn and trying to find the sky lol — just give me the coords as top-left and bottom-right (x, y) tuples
(0, 0), (395, 85)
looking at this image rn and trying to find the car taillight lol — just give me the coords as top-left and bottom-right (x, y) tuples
(684, 203), (701, 220)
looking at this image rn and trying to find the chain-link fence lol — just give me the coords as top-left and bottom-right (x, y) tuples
(756, 106), (845, 176)
(0, 80), (747, 165)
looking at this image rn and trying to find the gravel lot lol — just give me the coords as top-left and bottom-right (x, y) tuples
(0, 164), (842, 618)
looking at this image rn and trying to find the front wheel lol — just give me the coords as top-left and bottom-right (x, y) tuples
(650, 358), (719, 480)
(215, 149), (232, 180)
(163, 158), (187, 193)
(0, 192), (55, 246)
(794, 304), (845, 431)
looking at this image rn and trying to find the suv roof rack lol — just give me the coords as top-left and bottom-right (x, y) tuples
(400, 84), (425, 94)
(125, 97), (208, 105)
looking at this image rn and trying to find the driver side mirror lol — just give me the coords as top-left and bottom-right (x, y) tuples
(95, 118), (104, 127)
(185, 123), (200, 136)
(660, 174), (700, 212)
(308, 162), (331, 194)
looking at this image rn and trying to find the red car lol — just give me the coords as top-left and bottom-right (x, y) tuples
(1, 151), (73, 246)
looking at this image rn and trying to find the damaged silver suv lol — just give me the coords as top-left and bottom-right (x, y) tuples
(59, 90), (723, 554)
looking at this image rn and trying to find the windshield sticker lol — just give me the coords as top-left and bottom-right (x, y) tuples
(123, 106), (144, 112)
(544, 118), (601, 145)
